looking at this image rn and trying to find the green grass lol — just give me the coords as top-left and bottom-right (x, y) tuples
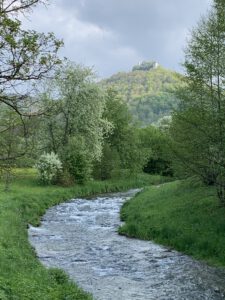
(0, 169), (165, 300)
(119, 180), (225, 267)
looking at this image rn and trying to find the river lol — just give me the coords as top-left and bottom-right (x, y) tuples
(29, 189), (225, 299)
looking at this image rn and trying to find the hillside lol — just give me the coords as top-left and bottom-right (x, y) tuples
(101, 61), (182, 125)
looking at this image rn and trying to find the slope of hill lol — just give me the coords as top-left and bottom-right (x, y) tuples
(101, 61), (182, 125)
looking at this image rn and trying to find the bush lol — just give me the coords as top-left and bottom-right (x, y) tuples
(93, 144), (121, 180)
(35, 152), (62, 184)
(56, 169), (75, 187)
(61, 137), (93, 184)
(143, 158), (173, 176)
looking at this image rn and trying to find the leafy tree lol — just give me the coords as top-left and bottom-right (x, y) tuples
(139, 126), (173, 176)
(0, 99), (42, 186)
(62, 137), (93, 184)
(94, 88), (148, 179)
(101, 65), (181, 125)
(40, 64), (111, 182)
(0, 0), (62, 115)
(117, 127), (148, 175)
(171, 0), (225, 204)
(93, 88), (131, 179)
(0, 0), (63, 171)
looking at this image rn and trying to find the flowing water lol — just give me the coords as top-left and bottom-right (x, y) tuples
(29, 189), (225, 300)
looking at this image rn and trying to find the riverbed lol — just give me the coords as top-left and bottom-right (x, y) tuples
(29, 189), (225, 299)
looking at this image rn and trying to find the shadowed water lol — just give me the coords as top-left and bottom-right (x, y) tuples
(29, 190), (225, 300)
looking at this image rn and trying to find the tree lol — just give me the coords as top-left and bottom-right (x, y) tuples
(101, 65), (181, 126)
(1, 1), (41, 13)
(0, 0), (63, 168)
(139, 126), (173, 176)
(62, 137), (93, 184)
(171, 0), (225, 204)
(39, 63), (111, 182)
(94, 88), (148, 179)
(0, 0), (63, 114)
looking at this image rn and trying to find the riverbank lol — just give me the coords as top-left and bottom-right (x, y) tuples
(29, 189), (225, 300)
(0, 169), (165, 300)
(119, 180), (225, 267)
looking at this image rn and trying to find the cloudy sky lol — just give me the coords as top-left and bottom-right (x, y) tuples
(23, 0), (212, 78)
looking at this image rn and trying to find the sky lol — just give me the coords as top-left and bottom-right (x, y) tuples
(22, 0), (212, 78)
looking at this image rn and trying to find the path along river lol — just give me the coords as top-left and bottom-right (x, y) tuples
(29, 189), (225, 300)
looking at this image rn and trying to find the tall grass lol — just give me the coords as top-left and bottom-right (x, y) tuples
(119, 180), (225, 267)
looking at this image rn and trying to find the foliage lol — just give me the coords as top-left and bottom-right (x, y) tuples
(170, 0), (225, 204)
(101, 65), (181, 125)
(0, 104), (36, 189)
(48, 63), (110, 159)
(61, 137), (93, 184)
(38, 63), (112, 182)
(35, 152), (62, 184)
(117, 128), (149, 174)
(138, 126), (173, 176)
(94, 88), (148, 179)
(0, 1), (63, 115)
(94, 143), (120, 180)
(0, 103), (39, 164)
(0, 0), (63, 183)
(119, 180), (225, 267)
(154, 115), (172, 131)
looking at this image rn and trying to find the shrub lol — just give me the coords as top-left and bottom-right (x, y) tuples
(61, 137), (93, 184)
(93, 144), (121, 180)
(35, 152), (62, 184)
(56, 169), (75, 187)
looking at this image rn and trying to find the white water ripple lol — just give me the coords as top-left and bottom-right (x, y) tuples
(29, 189), (225, 300)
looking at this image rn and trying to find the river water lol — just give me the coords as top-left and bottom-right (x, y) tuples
(28, 189), (225, 300)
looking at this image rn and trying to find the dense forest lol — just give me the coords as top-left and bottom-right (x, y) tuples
(101, 62), (181, 125)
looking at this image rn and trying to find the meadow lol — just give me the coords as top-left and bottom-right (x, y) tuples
(120, 180), (225, 267)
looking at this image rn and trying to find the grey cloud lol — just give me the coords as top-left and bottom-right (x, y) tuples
(23, 0), (212, 77)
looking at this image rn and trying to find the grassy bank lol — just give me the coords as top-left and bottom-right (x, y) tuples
(119, 180), (225, 267)
(0, 169), (165, 300)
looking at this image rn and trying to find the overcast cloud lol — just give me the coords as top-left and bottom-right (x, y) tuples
(22, 0), (212, 78)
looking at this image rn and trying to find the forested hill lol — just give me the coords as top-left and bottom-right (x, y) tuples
(101, 61), (182, 125)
